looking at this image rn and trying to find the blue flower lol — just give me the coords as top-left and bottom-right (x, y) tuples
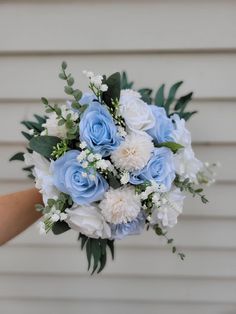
(52, 150), (108, 205)
(110, 211), (146, 240)
(79, 102), (121, 157)
(129, 147), (175, 191)
(147, 105), (174, 143)
(80, 92), (97, 106)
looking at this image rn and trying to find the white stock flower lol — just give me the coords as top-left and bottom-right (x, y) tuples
(174, 147), (203, 182)
(119, 89), (155, 133)
(111, 133), (154, 171)
(66, 204), (111, 239)
(24, 152), (59, 204)
(99, 187), (141, 224)
(151, 188), (185, 228)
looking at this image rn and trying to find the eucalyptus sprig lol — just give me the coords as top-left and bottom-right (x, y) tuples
(59, 61), (83, 110)
(174, 176), (208, 204)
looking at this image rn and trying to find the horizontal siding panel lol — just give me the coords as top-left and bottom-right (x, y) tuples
(1, 100), (235, 143)
(10, 218), (236, 249)
(0, 274), (236, 303)
(0, 53), (236, 99)
(0, 300), (236, 314)
(1, 0), (236, 52)
(2, 144), (235, 181)
(1, 246), (236, 278)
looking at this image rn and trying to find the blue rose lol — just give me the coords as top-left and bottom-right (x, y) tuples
(147, 105), (174, 143)
(79, 102), (121, 157)
(110, 211), (146, 240)
(129, 147), (175, 191)
(80, 92), (97, 106)
(52, 150), (108, 205)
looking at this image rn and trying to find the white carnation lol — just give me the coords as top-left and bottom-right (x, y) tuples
(66, 204), (111, 239)
(119, 89), (155, 133)
(24, 152), (59, 204)
(99, 187), (141, 224)
(151, 188), (185, 228)
(174, 147), (203, 182)
(111, 133), (154, 171)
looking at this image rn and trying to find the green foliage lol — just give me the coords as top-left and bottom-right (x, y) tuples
(138, 88), (152, 104)
(79, 234), (115, 274)
(9, 152), (25, 162)
(29, 135), (61, 159)
(155, 141), (183, 153)
(102, 72), (121, 108)
(51, 140), (69, 159)
(52, 221), (71, 235)
(121, 71), (134, 89)
(174, 176), (208, 204)
(153, 224), (185, 261)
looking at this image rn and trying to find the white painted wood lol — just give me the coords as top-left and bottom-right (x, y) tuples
(0, 53), (236, 99)
(0, 299), (235, 314)
(1, 0), (236, 52)
(1, 100), (236, 143)
(1, 274), (236, 303)
(1, 245), (236, 278)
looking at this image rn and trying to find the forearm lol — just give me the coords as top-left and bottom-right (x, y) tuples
(0, 188), (42, 245)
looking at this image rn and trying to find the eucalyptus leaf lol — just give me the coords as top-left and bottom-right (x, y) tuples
(29, 136), (61, 158)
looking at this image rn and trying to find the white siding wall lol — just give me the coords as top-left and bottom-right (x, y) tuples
(0, 0), (236, 313)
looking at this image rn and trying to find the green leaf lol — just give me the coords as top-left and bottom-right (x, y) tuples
(156, 141), (184, 153)
(61, 61), (67, 70)
(21, 131), (33, 141)
(34, 114), (46, 125)
(97, 251), (107, 274)
(59, 72), (67, 80)
(52, 221), (70, 235)
(67, 77), (74, 86)
(73, 89), (82, 101)
(155, 84), (165, 107)
(86, 239), (92, 270)
(165, 81), (183, 112)
(29, 136), (61, 158)
(64, 86), (73, 95)
(174, 92), (193, 111)
(107, 240), (115, 259)
(138, 88), (153, 104)
(180, 111), (197, 121)
(41, 97), (48, 105)
(9, 152), (25, 162)
(102, 72), (121, 107)
(121, 71), (134, 89)
(21, 120), (43, 132)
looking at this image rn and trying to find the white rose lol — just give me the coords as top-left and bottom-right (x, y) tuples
(66, 205), (111, 239)
(24, 152), (59, 204)
(119, 89), (155, 134)
(173, 147), (203, 182)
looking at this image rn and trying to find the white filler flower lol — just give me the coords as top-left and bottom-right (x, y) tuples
(151, 188), (185, 228)
(66, 204), (111, 239)
(99, 187), (141, 224)
(119, 89), (155, 133)
(111, 133), (154, 172)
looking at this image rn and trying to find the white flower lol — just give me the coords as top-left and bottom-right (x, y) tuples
(151, 189), (185, 228)
(100, 84), (108, 92)
(117, 126), (127, 137)
(83, 70), (94, 79)
(119, 89), (155, 133)
(120, 171), (130, 185)
(79, 141), (87, 149)
(24, 152), (59, 204)
(111, 133), (154, 171)
(66, 204), (111, 239)
(174, 147), (203, 182)
(171, 114), (191, 147)
(41, 105), (78, 139)
(99, 187), (141, 224)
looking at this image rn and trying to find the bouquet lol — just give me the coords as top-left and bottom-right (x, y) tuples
(11, 62), (217, 273)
